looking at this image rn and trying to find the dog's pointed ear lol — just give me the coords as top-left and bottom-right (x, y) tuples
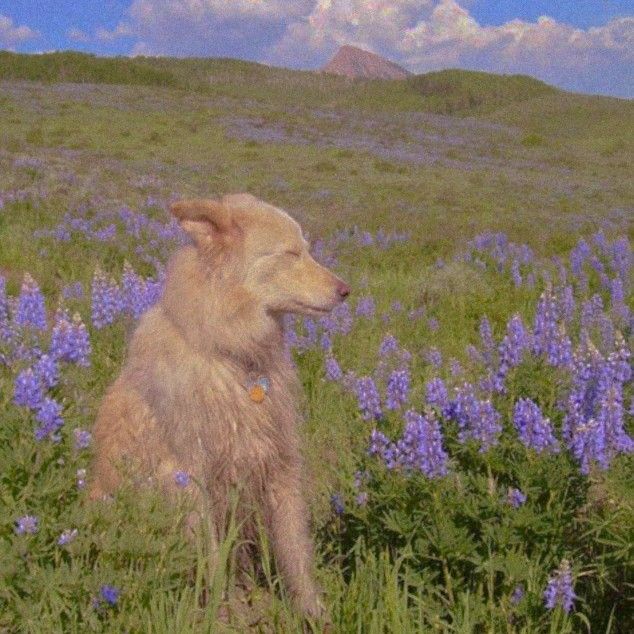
(170, 199), (233, 245)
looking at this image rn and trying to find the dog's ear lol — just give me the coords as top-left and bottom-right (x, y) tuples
(170, 199), (234, 246)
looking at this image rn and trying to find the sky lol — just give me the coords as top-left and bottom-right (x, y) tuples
(0, 1), (632, 97)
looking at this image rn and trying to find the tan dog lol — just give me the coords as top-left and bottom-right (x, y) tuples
(89, 193), (349, 619)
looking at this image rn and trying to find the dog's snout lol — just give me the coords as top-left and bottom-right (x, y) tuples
(336, 280), (351, 299)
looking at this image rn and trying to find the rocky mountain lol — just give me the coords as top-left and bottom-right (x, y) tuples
(322, 45), (411, 80)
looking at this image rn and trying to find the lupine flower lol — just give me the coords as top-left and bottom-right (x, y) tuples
(427, 317), (439, 331)
(557, 284), (575, 324)
(355, 492), (368, 506)
(15, 273), (47, 330)
(355, 376), (382, 421)
(425, 347), (442, 369)
(378, 334), (399, 357)
(35, 397), (64, 441)
(451, 383), (502, 452)
(330, 493), (344, 515)
(506, 487), (527, 508)
(0, 275), (8, 324)
(13, 368), (44, 409)
(513, 398), (559, 454)
(479, 316), (496, 366)
(511, 259), (522, 286)
(319, 333), (332, 351)
(393, 409), (448, 478)
(74, 428), (92, 450)
(355, 296), (376, 319)
(544, 560), (576, 613)
(91, 269), (124, 329)
(425, 377), (451, 417)
(449, 358), (463, 377)
(58, 528), (79, 546)
(76, 468), (87, 489)
(385, 368), (410, 410)
(99, 585), (120, 607)
(34, 354), (59, 389)
(497, 314), (530, 377)
(324, 355), (343, 381)
(511, 584), (525, 606)
(61, 281), (84, 300)
(15, 515), (38, 535)
(563, 335), (633, 473)
(174, 470), (190, 488)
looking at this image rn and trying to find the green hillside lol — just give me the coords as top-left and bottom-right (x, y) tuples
(1, 50), (622, 119)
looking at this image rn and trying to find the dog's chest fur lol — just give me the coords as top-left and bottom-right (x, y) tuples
(124, 306), (301, 488)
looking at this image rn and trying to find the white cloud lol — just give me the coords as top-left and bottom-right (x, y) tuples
(267, 0), (633, 96)
(0, 14), (38, 48)
(67, 27), (91, 43)
(92, 0), (633, 96)
(95, 23), (134, 42)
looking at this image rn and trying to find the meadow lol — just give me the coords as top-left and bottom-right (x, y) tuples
(0, 53), (632, 632)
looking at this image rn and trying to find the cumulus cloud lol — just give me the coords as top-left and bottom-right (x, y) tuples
(66, 27), (91, 43)
(267, 0), (633, 96)
(0, 14), (38, 49)
(120, 0), (314, 58)
(101, 0), (632, 96)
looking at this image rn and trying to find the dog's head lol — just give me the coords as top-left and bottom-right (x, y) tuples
(170, 194), (350, 317)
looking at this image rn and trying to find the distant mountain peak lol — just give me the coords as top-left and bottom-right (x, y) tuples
(322, 45), (411, 80)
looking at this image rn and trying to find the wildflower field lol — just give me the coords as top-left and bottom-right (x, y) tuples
(0, 56), (633, 632)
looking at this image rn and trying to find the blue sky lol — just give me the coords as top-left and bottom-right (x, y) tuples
(0, 1), (632, 97)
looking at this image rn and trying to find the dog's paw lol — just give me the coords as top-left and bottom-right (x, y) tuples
(296, 591), (328, 622)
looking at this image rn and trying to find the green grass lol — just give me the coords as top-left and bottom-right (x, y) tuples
(0, 55), (632, 632)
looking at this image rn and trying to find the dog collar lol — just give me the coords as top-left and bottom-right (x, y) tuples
(246, 376), (270, 403)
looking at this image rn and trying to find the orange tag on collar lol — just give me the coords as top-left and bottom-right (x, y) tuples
(249, 384), (266, 403)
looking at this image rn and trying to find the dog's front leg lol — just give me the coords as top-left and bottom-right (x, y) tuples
(265, 469), (326, 620)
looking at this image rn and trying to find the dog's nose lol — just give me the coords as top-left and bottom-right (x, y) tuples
(336, 281), (351, 299)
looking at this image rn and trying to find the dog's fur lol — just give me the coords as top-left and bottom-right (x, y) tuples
(89, 193), (349, 619)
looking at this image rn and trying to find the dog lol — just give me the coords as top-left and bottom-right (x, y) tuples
(89, 193), (350, 619)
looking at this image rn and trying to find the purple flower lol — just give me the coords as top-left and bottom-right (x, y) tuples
(498, 314), (530, 374)
(13, 368), (44, 409)
(174, 470), (190, 488)
(385, 368), (410, 410)
(330, 493), (344, 515)
(506, 487), (527, 508)
(91, 269), (124, 329)
(15, 274), (47, 330)
(99, 585), (120, 607)
(50, 311), (91, 366)
(58, 528), (78, 546)
(563, 335), (633, 474)
(15, 514), (38, 535)
(513, 398), (559, 454)
(451, 383), (502, 452)
(511, 259), (522, 286)
(355, 296), (376, 319)
(544, 560), (576, 613)
(378, 334), (399, 357)
(425, 377), (451, 417)
(355, 376), (382, 421)
(425, 347), (442, 369)
(511, 584), (525, 606)
(34, 354), (59, 389)
(325, 355), (343, 381)
(61, 281), (84, 300)
(355, 491), (368, 506)
(479, 316), (496, 366)
(74, 428), (92, 450)
(35, 397), (64, 441)
(449, 358), (463, 377)
(393, 409), (448, 478)
(427, 317), (439, 331)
